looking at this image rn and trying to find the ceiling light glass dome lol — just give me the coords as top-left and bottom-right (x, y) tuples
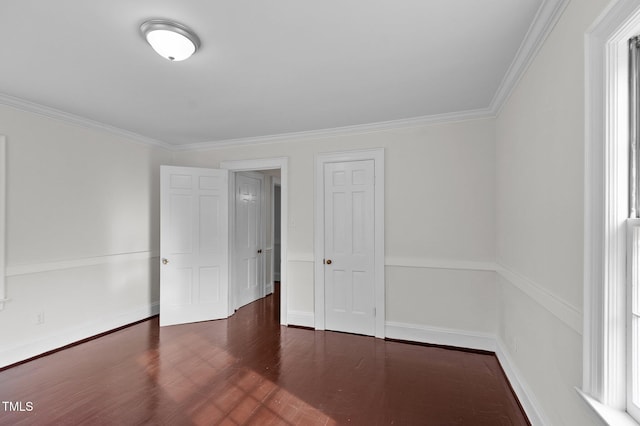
(140, 19), (201, 61)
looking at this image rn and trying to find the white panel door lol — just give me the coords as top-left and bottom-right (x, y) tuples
(324, 160), (375, 335)
(160, 166), (229, 326)
(235, 173), (263, 309)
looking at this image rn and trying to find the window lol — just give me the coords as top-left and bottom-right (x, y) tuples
(628, 219), (640, 421)
(628, 35), (640, 422)
(584, 2), (640, 424)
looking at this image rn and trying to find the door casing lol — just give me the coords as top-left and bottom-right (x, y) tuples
(272, 176), (282, 285)
(314, 149), (385, 338)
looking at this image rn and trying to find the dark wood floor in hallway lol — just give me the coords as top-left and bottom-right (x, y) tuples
(0, 291), (528, 425)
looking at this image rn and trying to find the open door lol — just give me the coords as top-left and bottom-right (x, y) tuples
(160, 166), (229, 326)
(233, 171), (264, 310)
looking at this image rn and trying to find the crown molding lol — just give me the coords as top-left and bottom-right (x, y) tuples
(0, 93), (173, 151)
(490, 0), (570, 116)
(175, 107), (495, 151)
(0, 89), (494, 152)
(0, 0), (567, 152)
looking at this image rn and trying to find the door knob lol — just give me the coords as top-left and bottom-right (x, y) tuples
(325, 259), (332, 265)
(257, 249), (263, 254)
(162, 258), (169, 265)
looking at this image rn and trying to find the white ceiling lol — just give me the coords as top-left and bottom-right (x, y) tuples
(0, 0), (560, 148)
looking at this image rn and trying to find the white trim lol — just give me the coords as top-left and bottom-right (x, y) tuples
(177, 111), (493, 151)
(220, 157), (289, 326)
(577, 388), (640, 426)
(584, 0), (640, 412)
(490, 0), (570, 115)
(0, 136), (5, 310)
(0, 93), (172, 151)
(271, 255), (496, 272)
(0, 2), (567, 154)
(0, 90), (506, 153)
(627, 219), (640, 421)
(386, 257), (496, 272)
(6, 251), (158, 277)
(385, 321), (496, 352)
(496, 263), (582, 334)
(180, 0), (569, 152)
(287, 311), (315, 328)
(387, 257), (581, 334)
(384, 321), (548, 425)
(271, 177), (281, 286)
(495, 338), (551, 426)
(270, 253), (581, 335)
(314, 148), (385, 338)
(0, 302), (159, 369)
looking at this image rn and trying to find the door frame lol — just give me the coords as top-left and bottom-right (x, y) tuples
(272, 176), (281, 284)
(221, 157), (289, 325)
(314, 148), (385, 338)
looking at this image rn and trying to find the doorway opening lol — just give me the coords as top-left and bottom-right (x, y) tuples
(221, 157), (289, 325)
(231, 169), (281, 314)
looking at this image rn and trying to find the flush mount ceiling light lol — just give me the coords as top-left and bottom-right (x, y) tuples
(140, 19), (200, 61)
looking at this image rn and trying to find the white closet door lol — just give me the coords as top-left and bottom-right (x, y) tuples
(324, 160), (375, 335)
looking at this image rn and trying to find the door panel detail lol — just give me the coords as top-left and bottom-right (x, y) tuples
(160, 166), (229, 327)
(324, 160), (375, 335)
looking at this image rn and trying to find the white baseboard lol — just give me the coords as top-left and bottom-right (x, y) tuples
(495, 338), (550, 426)
(385, 321), (548, 426)
(0, 302), (159, 369)
(385, 321), (497, 352)
(287, 310), (314, 328)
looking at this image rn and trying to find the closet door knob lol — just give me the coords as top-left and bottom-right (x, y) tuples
(325, 259), (332, 265)
(162, 258), (169, 265)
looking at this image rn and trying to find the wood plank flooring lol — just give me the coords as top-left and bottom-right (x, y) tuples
(0, 289), (528, 425)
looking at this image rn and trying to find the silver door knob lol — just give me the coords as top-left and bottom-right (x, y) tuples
(162, 258), (169, 265)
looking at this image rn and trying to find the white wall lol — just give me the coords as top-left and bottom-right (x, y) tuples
(495, 0), (610, 424)
(175, 119), (498, 337)
(0, 104), (172, 367)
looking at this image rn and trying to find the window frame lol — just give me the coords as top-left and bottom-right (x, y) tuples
(584, 1), (640, 423)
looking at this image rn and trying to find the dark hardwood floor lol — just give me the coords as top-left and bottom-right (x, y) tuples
(0, 286), (528, 425)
